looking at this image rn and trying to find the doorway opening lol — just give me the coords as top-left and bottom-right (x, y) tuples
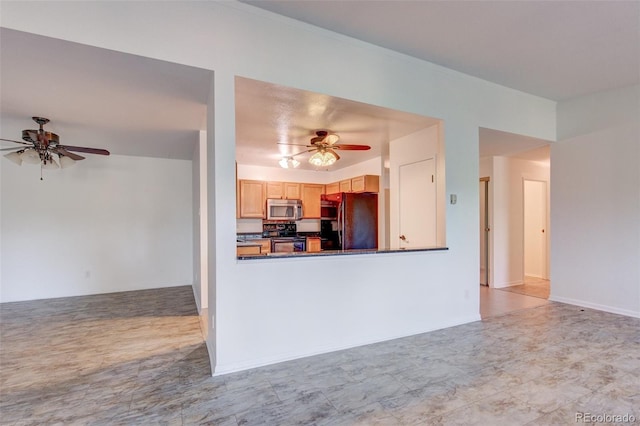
(478, 127), (552, 308)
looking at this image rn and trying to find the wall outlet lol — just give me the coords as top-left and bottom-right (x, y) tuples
(450, 194), (457, 204)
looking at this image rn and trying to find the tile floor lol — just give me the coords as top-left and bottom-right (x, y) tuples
(479, 285), (549, 319)
(1, 286), (639, 425)
(496, 277), (551, 300)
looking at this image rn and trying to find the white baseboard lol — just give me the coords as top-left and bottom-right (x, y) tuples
(191, 283), (202, 314)
(549, 295), (640, 319)
(212, 314), (481, 376)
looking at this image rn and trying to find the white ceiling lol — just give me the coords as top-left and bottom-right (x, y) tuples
(242, 0), (640, 101)
(235, 77), (439, 170)
(4, 1), (636, 166)
(0, 29), (212, 160)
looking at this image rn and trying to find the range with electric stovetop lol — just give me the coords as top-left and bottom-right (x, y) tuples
(263, 222), (306, 253)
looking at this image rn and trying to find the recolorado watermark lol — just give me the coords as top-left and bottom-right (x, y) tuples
(576, 412), (636, 423)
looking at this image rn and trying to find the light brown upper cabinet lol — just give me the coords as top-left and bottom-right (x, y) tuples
(326, 175), (380, 195)
(300, 184), (325, 218)
(325, 182), (340, 195)
(284, 182), (301, 199)
(339, 179), (352, 193)
(266, 181), (301, 200)
(351, 175), (379, 193)
(238, 180), (266, 218)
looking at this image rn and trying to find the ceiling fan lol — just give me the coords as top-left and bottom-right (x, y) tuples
(278, 130), (371, 168)
(1, 117), (110, 178)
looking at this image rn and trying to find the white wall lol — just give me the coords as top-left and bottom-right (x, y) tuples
(192, 131), (209, 314)
(1, 1), (557, 373)
(552, 85), (640, 317)
(0, 154), (193, 302)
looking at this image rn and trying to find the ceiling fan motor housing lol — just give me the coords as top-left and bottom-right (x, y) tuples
(22, 130), (59, 145)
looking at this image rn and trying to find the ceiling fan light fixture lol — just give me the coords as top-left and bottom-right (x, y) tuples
(323, 151), (337, 166)
(59, 155), (76, 169)
(309, 150), (337, 167)
(42, 157), (59, 170)
(4, 151), (23, 165)
(308, 151), (324, 167)
(1, 117), (110, 178)
(279, 157), (300, 169)
(20, 149), (41, 165)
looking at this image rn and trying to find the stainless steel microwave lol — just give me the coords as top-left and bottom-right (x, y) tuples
(266, 199), (303, 221)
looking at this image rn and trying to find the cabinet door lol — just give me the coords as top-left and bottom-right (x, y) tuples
(239, 180), (266, 218)
(351, 175), (380, 193)
(249, 238), (271, 254)
(306, 237), (321, 252)
(351, 176), (365, 192)
(301, 184), (324, 218)
(325, 182), (340, 195)
(339, 179), (352, 193)
(284, 182), (301, 199)
(266, 181), (284, 199)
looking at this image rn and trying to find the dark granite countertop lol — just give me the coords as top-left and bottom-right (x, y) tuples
(237, 246), (448, 260)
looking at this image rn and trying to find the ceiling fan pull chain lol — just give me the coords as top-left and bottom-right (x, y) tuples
(40, 164), (43, 181)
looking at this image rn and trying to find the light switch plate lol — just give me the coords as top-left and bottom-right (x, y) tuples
(450, 194), (457, 204)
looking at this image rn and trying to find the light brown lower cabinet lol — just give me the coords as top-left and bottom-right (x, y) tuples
(306, 237), (321, 253)
(237, 245), (261, 256)
(252, 239), (271, 254)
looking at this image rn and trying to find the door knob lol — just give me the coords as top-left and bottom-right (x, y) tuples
(399, 235), (407, 241)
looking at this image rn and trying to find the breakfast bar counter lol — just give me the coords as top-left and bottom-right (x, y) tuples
(237, 246), (448, 260)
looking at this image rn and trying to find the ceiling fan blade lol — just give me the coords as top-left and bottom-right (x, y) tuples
(324, 134), (340, 145)
(54, 147), (85, 161)
(277, 143), (314, 147)
(333, 144), (371, 151)
(0, 137), (31, 146)
(290, 148), (318, 157)
(0, 147), (24, 152)
(60, 145), (110, 156)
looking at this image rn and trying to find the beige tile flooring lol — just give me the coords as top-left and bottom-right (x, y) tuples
(497, 277), (551, 300)
(1, 286), (639, 425)
(480, 286), (550, 320)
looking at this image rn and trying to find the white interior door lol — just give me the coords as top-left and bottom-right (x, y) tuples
(524, 180), (547, 278)
(399, 158), (436, 248)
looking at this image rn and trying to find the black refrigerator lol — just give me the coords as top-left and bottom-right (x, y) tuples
(335, 192), (378, 250)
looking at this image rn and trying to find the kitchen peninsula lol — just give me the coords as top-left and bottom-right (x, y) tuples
(237, 246), (448, 260)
